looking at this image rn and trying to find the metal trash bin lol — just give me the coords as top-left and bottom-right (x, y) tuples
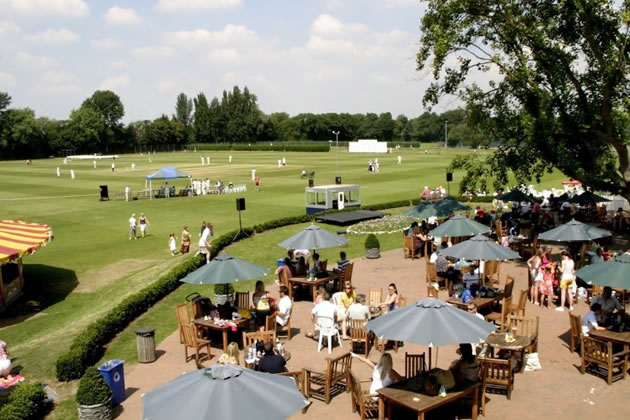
(135, 328), (156, 363)
(98, 360), (125, 405)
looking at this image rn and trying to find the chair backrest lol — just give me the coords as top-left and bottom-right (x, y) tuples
(582, 336), (612, 365)
(265, 315), (278, 341)
(191, 301), (203, 320)
(515, 289), (528, 312)
(404, 236), (414, 252)
(341, 263), (354, 284)
(350, 319), (367, 341)
(503, 276), (515, 299)
(325, 352), (352, 385)
(278, 370), (307, 397)
(569, 312), (582, 338)
(591, 285), (604, 299)
(181, 323), (197, 347)
(316, 315), (337, 334)
(235, 292), (250, 309)
(332, 292), (343, 307)
(368, 288), (382, 306)
(405, 352), (426, 378)
(480, 357), (512, 386)
(507, 315), (539, 340)
(426, 262), (438, 283)
(242, 330), (275, 349)
(279, 268), (289, 286)
(495, 221), (504, 237)
(497, 296), (512, 329)
(398, 296), (407, 308)
(176, 303), (191, 325)
(321, 259), (328, 272)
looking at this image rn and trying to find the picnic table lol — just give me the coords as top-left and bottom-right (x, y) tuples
(288, 272), (339, 302)
(589, 329), (630, 351)
(193, 317), (253, 352)
(377, 378), (480, 420)
(446, 293), (504, 310)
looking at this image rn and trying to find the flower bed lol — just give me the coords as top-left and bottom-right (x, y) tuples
(347, 215), (417, 235)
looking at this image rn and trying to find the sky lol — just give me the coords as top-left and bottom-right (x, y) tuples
(0, 0), (464, 123)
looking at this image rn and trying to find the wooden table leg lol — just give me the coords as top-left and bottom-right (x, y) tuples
(378, 395), (385, 420)
(222, 330), (228, 352)
(289, 282), (294, 300)
(418, 411), (425, 420)
(312, 285), (317, 303)
(472, 386), (479, 420)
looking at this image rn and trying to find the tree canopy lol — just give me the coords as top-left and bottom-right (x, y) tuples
(418, 0), (630, 199)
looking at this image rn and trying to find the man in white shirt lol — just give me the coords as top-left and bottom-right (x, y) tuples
(198, 224), (211, 264)
(128, 213), (137, 240)
(582, 303), (606, 336)
(591, 287), (624, 322)
(276, 286), (292, 327)
(311, 291), (337, 338)
(348, 294), (371, 322)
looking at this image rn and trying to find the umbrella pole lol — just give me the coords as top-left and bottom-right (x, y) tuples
(428, 347), (432, 370)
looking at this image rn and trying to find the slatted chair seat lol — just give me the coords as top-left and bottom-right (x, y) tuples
(305, 352), (352, 404)
(349, 371), (379, 420)
(581, 336), (629, 385)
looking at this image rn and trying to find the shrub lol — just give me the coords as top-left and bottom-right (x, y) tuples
(363, 200), (412, 211)
(364, 234), (380, 249)
(76, 367), (112, 406)
(214, 283), (235, 295)
(0, 382), (49, 420)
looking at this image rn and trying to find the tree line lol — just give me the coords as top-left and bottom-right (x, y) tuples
(0, 87), (486, 159)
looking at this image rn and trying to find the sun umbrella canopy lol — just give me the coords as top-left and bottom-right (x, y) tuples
(576, 254), (630, 289)
(180, 254), (269, 285)
(0, 220), (52, 264)
(496, 189), (538, 204)
(568, 191), (610, 205)
(145, 167), (191, 180)
(538, 220), (611, 242)
(403, 197), (471, 219)
(366, 298), (496, 347)
(428, 216), (491, 238)
(142, 364), (309, 420)
(278, 224), (347, 249)
(438, 234), (521, 261)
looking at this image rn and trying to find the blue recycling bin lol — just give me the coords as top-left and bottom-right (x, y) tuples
(98, 359), (125, 405)
(276, 258), (284, 267)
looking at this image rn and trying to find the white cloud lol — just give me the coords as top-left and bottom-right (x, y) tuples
(0, 71), (16, 88)
(305, 35), (357, 55)
(164, 25), (258, 49)
(35, 71), (80, 94)
(90, 38), (124, 49)
(26, 29), (80, 45)
(1, 0), (89, 17)
(207, 48), (240, 63)
(41, 71), (76, 84)
(0, 21), (23, 49)
(304, 67), (351, 81)
(108, 60), (128, 70)
(131, 45), (174, 60)
(312, 14), (368, 37)
(156, 0), (242, 12)
(99, 74), (129, 90)
(104, 7), (142, 25)
(155, 79), (177, 93)
(13, 51), (57, 68)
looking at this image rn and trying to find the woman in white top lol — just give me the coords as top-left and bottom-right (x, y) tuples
(557, 251), (575, 312)
(527, 249), (543, 306)
(351, 352), (404, 397)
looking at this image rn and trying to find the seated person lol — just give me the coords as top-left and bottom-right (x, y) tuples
(274, 257), (293, 285)
(338, 282), (356, 339)
(0, 341), (11, 379)
(307, 290), (337, 338)
(275, 286), (292, 328)
(335, 251), (350, 272)
(311, 252), (323, 274)
(591, 286), (624, 324)
(582, 303), (606, 336)
(348, 294), (371, 322)
(351, 352), (404, 397)
(253, 280), (275, 330)
(423, 344), (480, 396)
(217, 342), (240, 366)
(295, 256), (308, 276)
(258, 341), (287, 373)
(378, 283), (400, 313)
(454, 258), (469, 271)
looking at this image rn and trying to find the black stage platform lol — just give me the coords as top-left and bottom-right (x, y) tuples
(314, 210), (386, 226)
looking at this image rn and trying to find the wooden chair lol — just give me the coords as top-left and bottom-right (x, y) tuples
(588, 285), (604, 304)
(569, 312), (583, 353)
(182, 323), (211, 364)
(368, 288), (382, 307)
(581, 336), (629, 385)
(235, 291), (250, 309)
(483, 260), (500, 285)
(503, 276), (515, 299)
(427, 284), (438, 298)
(278, 370), (309, 414)
(321, 259), (328, 272)
(350, 320), (371, 357)
(510, 289), (528, 317)
(485, 296), (512, 331)
(276, 302), (293, 341)
(265, 315), (278, 343)
(242, 330), (276, 350)
(507, 315), (539, 371)
(426, 263), (447, 291)
(479, 357), (514, 415)
(339, 263), (354, 291)
(404, 352), (426, 378)
(403, 235), (417, 259)
(305, 352), (352, 404)
(349, 371), (379, 420)
(176, 303), (191, 344)
(279, 269), (289, 288)
(495, 220), (505, 238)
(521, 236), (538, 258)
(191, 301), (203, 320)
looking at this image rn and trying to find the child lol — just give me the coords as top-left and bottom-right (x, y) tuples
(169, 233), (177, 256)
(539, 265), (555, 308)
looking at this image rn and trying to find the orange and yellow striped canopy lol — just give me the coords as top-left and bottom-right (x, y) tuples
(0, 220), (52, 264)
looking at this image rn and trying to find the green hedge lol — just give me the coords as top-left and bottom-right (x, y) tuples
(190, 143), (329, 152)
(0, 383), (49, 420)
(363, 199), (412, 211)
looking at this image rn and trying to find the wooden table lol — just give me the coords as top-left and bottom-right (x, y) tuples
(589, 329), (630, 351)
(288, 272), (339, 302)
(377, 379), (480, 420)
(447, 293), (504, 310)
(193, 317), (252, 352)
(486, 333), (531, 371)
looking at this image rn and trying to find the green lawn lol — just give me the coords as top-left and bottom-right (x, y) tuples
(0, 146), (566, 415)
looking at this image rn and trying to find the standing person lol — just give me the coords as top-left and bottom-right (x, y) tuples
(397, 155), (402, 165)
(70, 169), (75, 179)
(56, 167), (60, 176)
(165, 182), (170, 198)
(180, 226), (191, 254)
(200, 156), (205, 165)
(351, 353), (404, 396)
(378, 283), (400, 313)
(131, 163), (135, 171)
(528, 249), (543, 305)
(229, 154), (232, 163)
(251, 168), (256, 181)
(128, 213), (137, 240)
(139, 213), (149, 238)
(255, 175), (260, 192)
(198, 223), (212, 264)
(125, 185), (130, 202)
(168, 233), (177, 256)
(93, 160), (97, 169)
(556, 251), (575, 311)
(111, 161), (115, 172)
(282, 156), (286, 166)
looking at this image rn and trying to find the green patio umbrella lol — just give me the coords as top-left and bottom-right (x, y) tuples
(403, 198), (471, 219)
(569, 191), (611, 205)
(575, 254), (630, 289)
(180, 253), (269, 285)
(538, 219), (612, 242)
(428, 215), (491, 238)
(496, 189), (538, 203)
(438, 234), (521, 261)
(142, 364), (309, 420)
(278, 224), (347, 249)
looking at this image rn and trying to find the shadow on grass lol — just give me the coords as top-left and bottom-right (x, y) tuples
(0, 264), (77, 326)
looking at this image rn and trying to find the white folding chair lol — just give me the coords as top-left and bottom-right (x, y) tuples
(316, 315), (342, 354)
(331, 292), (343, 307)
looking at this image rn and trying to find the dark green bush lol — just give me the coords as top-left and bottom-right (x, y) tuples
(76, 367), (112, 406)
(363, 200), (411, 211)
(0, 382), (48, 420)
(364, 234), (380, 249)
(214, 283), (235, 295)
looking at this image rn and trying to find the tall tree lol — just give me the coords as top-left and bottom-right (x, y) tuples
(81, 90), (124, 128)
(193, 93), (211, 143)
(174, 93), (193, 142)
(418, 0), (630, 198)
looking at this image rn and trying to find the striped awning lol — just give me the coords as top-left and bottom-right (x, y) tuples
(0, 220), (52, 264)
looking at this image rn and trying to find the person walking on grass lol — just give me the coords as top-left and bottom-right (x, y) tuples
(128, 213), (137, 240)
(255, 175), (260, 191)
(169, 233), (177, 256)
(139, 213), (149, 238)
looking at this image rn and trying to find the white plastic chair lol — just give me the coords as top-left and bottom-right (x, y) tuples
(316, 315), (342, 354)
(331, 292), (343, 307)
